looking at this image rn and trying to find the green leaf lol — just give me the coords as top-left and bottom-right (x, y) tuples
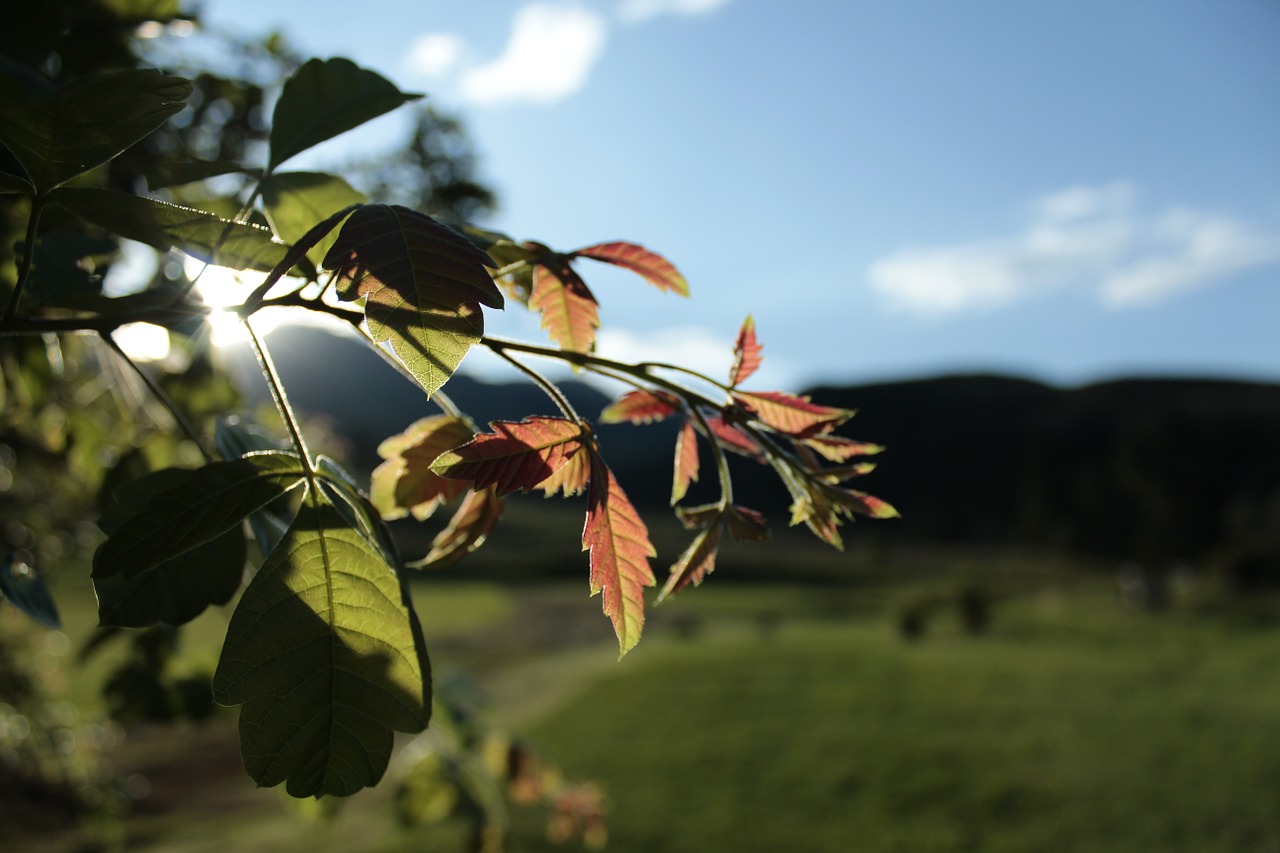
(261, 172), (367, 265)
(0, 552), (61, 629)
(216, 419), (290, 559)
(0, 68), (191, 192)
(54, 188), (290, 273)
(212, 487), (431, 798)
(147, 158), (252, 190)
(268, 58), (422, 172)
(92, 453), (307, 584)
(324, 205), (500, 396)
(94, 467), (250, 627)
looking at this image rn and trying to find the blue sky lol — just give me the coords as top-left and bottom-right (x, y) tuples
(190, 0), (1280, 390)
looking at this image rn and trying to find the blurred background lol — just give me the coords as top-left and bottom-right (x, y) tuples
(3, 1), (1279, 851)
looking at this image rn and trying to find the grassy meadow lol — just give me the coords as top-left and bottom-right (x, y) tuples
(5, 535), (1280, 853)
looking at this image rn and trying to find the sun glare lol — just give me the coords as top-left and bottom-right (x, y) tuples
(187, 259), (276, 347)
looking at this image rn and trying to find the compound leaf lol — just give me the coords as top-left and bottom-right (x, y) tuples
(657, 523), (720, 603)
(324, 204), (501, 396)
(0, 68), (191, 192)
(370, 416), (474, 521)
(529, 254), (599, 354)
(55, 187), (289, 272)
(431, 417), (587, 497)
(212, 487), (431, 798)
(571, 241), (689, 296)
(671, 420), (699, 505)
(92, 453), (307, 584)
(268, 58), (422, 171)
(729, 315), (763, 387)
(261, 171), (366, 265)
(409, 486), (504, 570)
(583, 452), (656, 657)
(599, 389), (680, 425)
(732, 390), (853, 437)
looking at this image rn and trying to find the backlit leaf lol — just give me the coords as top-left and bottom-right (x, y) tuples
(729, 315), (763, 387)
(535, 446), (591, 498)
(657, 523), (720, 603)
(800, 435), (884, 462)
(431, 417), (586, 497)
(268, 58), (422, 171)
(571, 242), (689, 296)
(212, 487), (431, 798)
(529, 253), (599, 354)
(675, 503), (721, 530)
(325, 204), (501, 396)
(705, 416), (765, 461)
(409, 486), (504, 569)
(92, 453), (307, 584)
(145, 158), (250, 190)
(732, 390), (853, 437)
(370, 416), (474, 521)
(671, 420), (699, 505)
(262, 171), (366, 265)
(583, 452), (656, 657)
(55, 188), (289, 272)
(0, 68), (191, 191)
(599, 389), (681, 425)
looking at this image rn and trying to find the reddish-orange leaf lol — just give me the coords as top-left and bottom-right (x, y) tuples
(571, 241), (689, 297)
(800, 435), (885, 462)
(657, 524), (721, 603)
(535, 445), (591, 498)
(431, 417), (587, 496)
(409, 486), (505, 569)
(583, 452), (656, 657)
(727, 505), (770, 542)
(599, 389), (681, 425)
(705, 416), (765, 462)
(833, 487), (900, 520)
(732, 391), (853, 438)
(729, 315), (763, 387)
(816, 462), (878, 484)
(671, 420), (699, 505)
(529, 255), (600, 353)
(789, 485), (846, 550)
(369, 416), (474, 521)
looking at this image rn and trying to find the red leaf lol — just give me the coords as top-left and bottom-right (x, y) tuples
(583, 452), (656, 656)
(410, 486), (505, 569)
(800, 435), (885, 462)
(431, 417), (587, 496)
(729, 315), (763, 386)
(675, 503), (721, 530)
(671, 420), (699, 505)
(530, 254), (599, 353)
(727, 505), (770, 542)
(535, 445), (591, 498)
(732, 391), (853, 437)
(705, 416), (765, 462)
(369, 416), (474, 521)
(599, 389), (681, 425)
(571, 241), (689, 297)
(657, 524), (721, 603)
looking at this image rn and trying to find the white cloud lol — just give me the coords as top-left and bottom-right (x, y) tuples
(459, 4), (607, 106)
(618, 0), (732, 24)
(867, 185), (1280, 315)
(596, 325), (732, 381)
(404, 33), (466, 78)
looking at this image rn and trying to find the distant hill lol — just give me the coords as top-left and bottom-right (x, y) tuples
(219, 326), (1280, 567)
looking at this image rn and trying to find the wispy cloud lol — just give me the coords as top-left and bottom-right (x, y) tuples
(867, 183), (1280, 315)
(617, 0), (733, 24)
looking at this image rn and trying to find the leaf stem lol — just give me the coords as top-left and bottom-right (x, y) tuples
(4, 195), (45, 323)
(101, 332), (213, 462)
(246, 318), (314, 473)
(489, 345), (583, 424)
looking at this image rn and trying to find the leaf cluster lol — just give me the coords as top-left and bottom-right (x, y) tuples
(0, 39), (896, 807)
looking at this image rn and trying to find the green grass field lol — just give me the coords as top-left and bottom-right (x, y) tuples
(5, 554), (1280, 853)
